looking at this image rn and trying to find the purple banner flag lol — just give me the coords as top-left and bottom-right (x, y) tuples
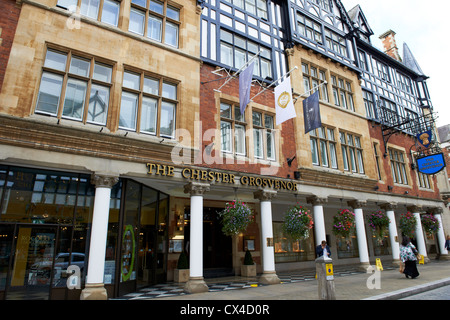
(303, 91), (321, 134)
(239, 62), (254, 114)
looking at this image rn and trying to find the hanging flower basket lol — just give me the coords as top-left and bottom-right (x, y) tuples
(332, 209), (355, 238)
(219, 200), (254, 236)
(282, 205), (314, 241)
(367, 210), (390, 239)
(399, 212), (417, 238)
(421, 214), (440, 235)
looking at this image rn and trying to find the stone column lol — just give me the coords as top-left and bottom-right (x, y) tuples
(307, 196), (328, 246)
(431, 207), (450, 259)
(80, 174), (118, 300)
(407, 205), (429, 263)
(183, 182), (210, 293)
(348, 200), (370, 269)
(380, 202), (400, 264)
(254, 189), (280, 285)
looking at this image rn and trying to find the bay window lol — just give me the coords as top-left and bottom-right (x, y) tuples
(220, 30), (272, 79)
(253, 111), (275, 161)
(36, 49), (113, 126)
(220, 102), (246, 156)
(57, 0), (120, 27)
(310, 126), (337, 169)
(119, 70), (178, 138)
(129, 0), (180, 48)
(389, 148), (408, 185)
(340, 131), (364, 174)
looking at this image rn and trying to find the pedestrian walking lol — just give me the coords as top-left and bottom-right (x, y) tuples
(316, 240), (331, 258)
(399, 236), (420, 279)
(445, 235), (450, 253)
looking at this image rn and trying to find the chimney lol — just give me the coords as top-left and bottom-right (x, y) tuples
(379, 30), (402, 61)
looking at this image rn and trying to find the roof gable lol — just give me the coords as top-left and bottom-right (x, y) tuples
(347, 4), (374, 38)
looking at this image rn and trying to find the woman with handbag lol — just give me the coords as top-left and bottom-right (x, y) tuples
(399, 236), (420, 279)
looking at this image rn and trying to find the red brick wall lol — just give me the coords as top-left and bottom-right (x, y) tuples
(0, 0), (21, 92)
(369, 122), (441, 200)
(199, 63), (299, 180)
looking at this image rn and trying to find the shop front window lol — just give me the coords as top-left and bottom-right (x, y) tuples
(335, 234), (359, 259)
(0, 167), (94, 225)
(0, 166), (95, 300)
(371, 235), (391, 256)
(273, 222), (315, 263)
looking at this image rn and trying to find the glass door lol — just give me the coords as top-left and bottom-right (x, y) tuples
(137, 186), (157, 288)
(7, 225), (57, 300)
(0, 225), (14, 300)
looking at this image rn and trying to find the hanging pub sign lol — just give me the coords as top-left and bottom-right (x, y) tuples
(416, 153), (446, 175)
(416, 130), (433, 148)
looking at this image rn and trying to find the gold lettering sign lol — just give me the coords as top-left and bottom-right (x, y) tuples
(146, 163), (298, 192)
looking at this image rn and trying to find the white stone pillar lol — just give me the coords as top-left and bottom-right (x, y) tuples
(432, 207), (449, 258)
(349, 200), (370, 269)
(80, 174), (118, 300)
(307, 196), (327, 247)
(408, 205), (429, 263)
(183, 182), (210, 293)
(254, 189), (280, 285)
(381, 202), (400, 264)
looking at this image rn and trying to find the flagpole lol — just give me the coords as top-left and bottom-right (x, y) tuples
(250, 66), (298, 102)
(293, 81), (328, 103)
(214, 49), (262, 92)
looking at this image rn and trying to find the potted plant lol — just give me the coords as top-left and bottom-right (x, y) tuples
(282, 205), (314, 241)
(367, 210), (390, 240)
(174, 251), (189, 283)
(332, 209), (355, 238)
(241, 250), (256, 277)
(219, 200), (254, 236)
(399, 212), (417, 238)
(421, 214), (440, 235)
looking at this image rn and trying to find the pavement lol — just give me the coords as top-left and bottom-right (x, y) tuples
(147, 259), (450, 301)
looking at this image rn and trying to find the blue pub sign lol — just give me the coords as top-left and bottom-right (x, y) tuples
(416, 153), (446, 175)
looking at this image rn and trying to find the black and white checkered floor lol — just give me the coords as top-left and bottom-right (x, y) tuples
(112, 264), (396, 300)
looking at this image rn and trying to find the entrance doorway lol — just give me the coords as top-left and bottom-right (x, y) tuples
(116, 180), (169, 297)
(185, 207), (233, 277)
(1, 225), (59, 300)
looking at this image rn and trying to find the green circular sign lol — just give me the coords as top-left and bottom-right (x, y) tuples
(121, 225), (135, 282)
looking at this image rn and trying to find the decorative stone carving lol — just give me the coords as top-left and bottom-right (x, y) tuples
(406, 205), (422, 213)
(379, 202), (397, 211)
(306, 196), (328, 206)
(348, 200), (367, 209)
(430, 207), (444, 215)
(184, 182), (210, 196)
(91, 174), (119, 188)
(253, 189), (277, 202)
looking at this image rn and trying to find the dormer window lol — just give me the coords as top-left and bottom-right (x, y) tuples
(296, 13), (322, 43)
(313, 0), (331, 11)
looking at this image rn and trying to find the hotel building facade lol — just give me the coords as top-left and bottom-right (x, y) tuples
(0, 0), (448, 300)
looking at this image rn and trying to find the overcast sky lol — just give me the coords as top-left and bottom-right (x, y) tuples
(340, 0), (449, 129)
